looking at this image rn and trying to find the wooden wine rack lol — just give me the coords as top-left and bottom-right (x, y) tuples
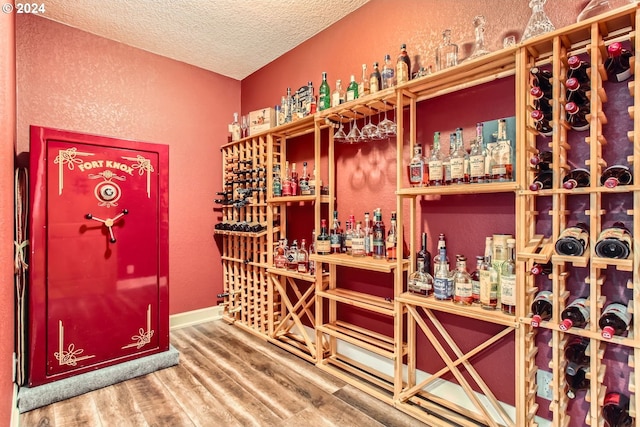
(215, 4), (640, 426)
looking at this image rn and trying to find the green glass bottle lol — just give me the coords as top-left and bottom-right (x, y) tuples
(318, 72), (331, 111)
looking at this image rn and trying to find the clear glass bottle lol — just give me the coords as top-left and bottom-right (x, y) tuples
(358, 63), (370, 97)
(318, 72), (331, 111)
(281, 161), (292, 196)
(308, 166), (317, 195)
(230, 112), (241, 141)
(443, 132), (455, 185)
(450, 128), (467, 184)
(577, 0), (612, 22)
(467, 15), (490, 59)
(297, 239), (309, 273)
(436, 29), (458, 71)
(369, 62), (382, 94)
(381, 54), (395, 89)
(408, 144), (428, 187)
(470, 255), (483, 304)
(351, 221), (366, 257)
(433, 245), (452, 300)
(330, 211), (343, 254)
(372, 208), (386, 260)
(286, 239), (299, 271)
(428, 131), (445, 186)
(453, 256), (473, 305)
(469, 122), (485, 183)
(299, 161), (310, 195)
(285, 87), (293, 123)
(386, 211), (398, 261)
(363, 212), (373, 256)
(396, 43), (411, 84)
(290, 162), (299, 196)
(316, 219), (331, 255)
(346, 74), (359, 102)
(521, 0), (555, 42)
(309, 230), (316, 274)
(331, 79), (345, 108)
(407, 266), (434, 297)
(500, 239), (517, 315)
(490, 119), (512, 181)
(344, 214), (355, 255)
(480, 237), (498, 310)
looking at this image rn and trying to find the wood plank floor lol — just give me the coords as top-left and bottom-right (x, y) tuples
(20, 320), (428, 427)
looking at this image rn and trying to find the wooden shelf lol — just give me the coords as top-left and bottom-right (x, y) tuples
(213, 228), (269, 237)
(397, 292), (519, 327)
(591, 255), (634, 272)
(397, 181), (520, 197)
(267, 268), (317, 282)
(266, 194), (331, 204)
(316, 288), (395, 316)
(317, 320), (404, 359)
(310, 253), (408, 273)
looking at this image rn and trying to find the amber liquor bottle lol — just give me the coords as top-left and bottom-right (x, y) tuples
(417, 233), (432, 277)
(396, 43), (411, 84)
(386, 212), (398, 261)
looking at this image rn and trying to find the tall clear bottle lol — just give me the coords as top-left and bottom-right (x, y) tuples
(351, 221), (366, 257)
(479, 237), (498, 310)
(386, 211), (398, 261)
(381, 54), (395, 89)
(450, 128), (467, 184)
(490, 119), (512, 181)
(443, 132), (455, 185)
(433, 244), (452, 300)
(358, 64), (369, 97)
(363, 212), (373, 256)
(469, 122), (485, 183)
(436, 29), (458, 71)
(331, 79), (346, 107)
(318, 72), (331, 111)
(372, 208), (386, 259)
(500, 239), (517, 315)
(408, 144), (428, 187)
(453, 256), (473, 305)
(428, 131), (445, 186)
(370, 62), (382, 94)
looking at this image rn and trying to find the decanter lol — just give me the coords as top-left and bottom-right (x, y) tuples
(436, 29), (458, 71)
(521, 0), (555, 42)
(467, 15), (490, 60)
(577, 0), (612, 22)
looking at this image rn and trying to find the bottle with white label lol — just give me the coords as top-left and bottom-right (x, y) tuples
(560, 298), (590, 330)
(500, 239), (517, 315)
(599, 302), (632, 339)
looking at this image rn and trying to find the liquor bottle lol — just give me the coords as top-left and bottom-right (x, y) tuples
(286, 239), (299, 271)
(330, 211), (343, 254)
(531, 290), (552, 327)
(297, 239), (309, 274)
(428, 131), (445, 186)
(564, 77), (590, 107)
(344, 214), (355, 255)
(308, 166), (317, 195)
(358, 64), (370, 98)
(595, 222), (632, 259)
(560, 297), (590, 330)
(230, 112), (241, 141)
(346, 74), (359, 102)
(318, 72), (331, 111)
(480, 237), (498, 310)
(602, 392), (633, 427)
(470, 255), (483, 304)
(433, 245), (452, 300)
(351, 221), (366, 257)
(381, 54), (395, 89)
(436, 29), (458, 71)
(601, 164), (633, 188)
(274, 238), (287, 268)
(309, 231), (316, 274)
(316, 219), (331, 255)
(529, 169), (553, 191)
(299, 162), (310, 195)
(555, 222), (589, 256)
(453, 256), (473, 305)
(372, 208), (386, 260)
(567, 55), (591, 89)
(408, 144), (428, 187)
(285, 87), (293, 123)
(281, 161), (292, 196)
(469, 122), (485, 183)
(491, 119), (512, 181)
(363, 212), (373, 256)
(417, 233), (432, 277)
(443, 133), (455, 185)
(370, 62), (382, 94)
(565, 367), (590, 399)
(599, 302), (632, 339)
(564, 336), (590, 376)
(562, 168), (590, 189)
(530, 150), (552, 170)
(604, 42), (633, 83)
(290, 162), (299, 196)
(530, 86), (552, 114)
(407, 265), (434, 296)
(386, 211), (398, 261)
(397, 44), (411, 84)
(530, 109), (553, 137)
(450, 128), (467, 184)
(565, 101), (590, 132)
(331, 79), (345, 107)
(530, 262), (552, 276)
(272, 163), (282, 197)
(500, 239), (517, 315)
(530, 67), (553, 97)
(307, 81), (316, 115)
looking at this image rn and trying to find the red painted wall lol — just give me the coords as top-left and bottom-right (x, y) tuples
(15, 15), (239, 317)
(0, 6), (16, 427)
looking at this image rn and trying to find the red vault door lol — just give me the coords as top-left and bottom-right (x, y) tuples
(28, 126), (169, 386)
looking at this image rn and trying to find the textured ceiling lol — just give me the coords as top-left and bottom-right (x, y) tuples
(39, 0), (370, 80)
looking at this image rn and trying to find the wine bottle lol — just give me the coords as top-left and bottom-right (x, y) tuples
(530, 150), (552, 170)
(564, 336), (590, 376)
(530, 261), (552, 276)
(530, 86), (552, 114)
(560, 297), (590, 331)
(565, 101), (590, 132)
(562, 168), (590, 189)
(602, 392), (633, 427)
(567, 55), (591, 89)
(595, 222), (632, 259)
(599, 302), (632, 339)
(555, 222), (589, 256)
(529, 169), (553, 191)
(564, 77), (590, 107)
(565, 367), (590, 399)
(318, 72), (331, 111)
(604, 42), (633, 83)
(601, 164), (633, 188)
(417, 232), (432, 276)
(530, 109), (553, 137)
(530, 67), (553, 97)
(531, 290), (552, 327)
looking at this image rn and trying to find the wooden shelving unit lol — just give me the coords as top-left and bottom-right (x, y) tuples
(216, 4), (640, 425)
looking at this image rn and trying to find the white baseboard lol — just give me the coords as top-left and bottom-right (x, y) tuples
(169, 305), (223, 330)
(11, 383), (19, 427)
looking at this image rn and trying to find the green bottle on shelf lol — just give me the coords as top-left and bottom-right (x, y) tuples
(318, 72), (331, 111)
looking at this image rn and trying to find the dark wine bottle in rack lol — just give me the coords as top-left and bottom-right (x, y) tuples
(531, 290), (552, 327)
(555, 222), (589, 256)
(529, 169), (553, 191)
(604, 42), (633, 83)
(595, 222), (632, 259)
(565, 101), (590, 132)
(601, 164), (633, 188)
(531, 109), (553, 137)
(562, 168), (590, 189)
(599, 302), (632, 339)
(560, 297), (590, 331)
(564, 336), (590, 376)
(530, 150), (552, 170)
(567, 55), (591, 89)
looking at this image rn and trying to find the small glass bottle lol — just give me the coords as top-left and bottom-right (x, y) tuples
(230, 112), (241, 141)
(442, 132), (455, 185)
(428, 132), (445, 186)
(372, 208), (386, 260)
(468, 15), (490, 59)
(351, 221), (366, 257)
(436, 29), (458, 71)
(344, 214), (355, 255)
(450, 128), (467, 184)
(491, 119), (512, 181)
(299, 162), (310, 195)
(564, 337), (590, 376)
(595, 222), (632, 259)
(469, 123), (485, 183)
(604, 42), (633, 83)
(599, 302), (632, 339)
(479, 237), (498, 310)
(286, 239), (299, 271)
(433, 245), (452, 301)
(555, 223), (589, 256)
(346, 74), (359, 102)
(316, 219), (331, 255)
(331, 79), (345, 108)
(453, 256), (473, 305)
(408, 144), (428, 187)
(308, 166), (317, 195)
(381, 54), (395, 89)
(470, 255), (483, 304)
(529, 169), (553, 191)
(363, 212), (373, 256)
(560, 297), (590, 330)
(358, 64), (370, 97)
(500, 239), (517, 315)
(318, 72), (331, 111)
(562, 168), (590, 189)
(297, 239), (309, 274)
(330, 211), (343, 254)
(369, 62), (382, 94)
(601, 164), (633, 188)
(396, 43), (411, 84)
(407, 266), (434, 297)
(530, 290), (552, 327)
